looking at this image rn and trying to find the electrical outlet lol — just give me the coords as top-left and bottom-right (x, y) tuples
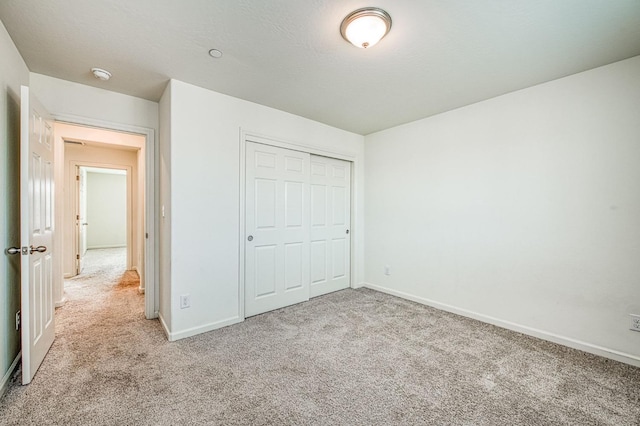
(630, 314), (640, 332)
(15, 311), (20, 331)
(384, 265), (391, 276)
(180, 294), (191, 309)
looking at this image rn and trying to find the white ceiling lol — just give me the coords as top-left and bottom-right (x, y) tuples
(1, 1), (639, 135)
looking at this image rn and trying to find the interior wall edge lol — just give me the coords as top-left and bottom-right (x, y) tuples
(363, 282), (640, 368)
(158, 313), (171, 341)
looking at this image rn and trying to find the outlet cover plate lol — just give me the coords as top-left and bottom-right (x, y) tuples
(180, 294), (191, 309)
(630, 314), (640, 332)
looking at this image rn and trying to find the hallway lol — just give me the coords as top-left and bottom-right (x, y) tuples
(61, 247), (143, 322)
(66, 247), (133, 294)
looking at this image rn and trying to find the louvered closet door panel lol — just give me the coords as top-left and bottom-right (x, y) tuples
(309, 155), (351, 298)
(245, 142), (310, 317)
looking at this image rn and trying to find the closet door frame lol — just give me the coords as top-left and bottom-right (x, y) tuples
(239, 130), (358, 320)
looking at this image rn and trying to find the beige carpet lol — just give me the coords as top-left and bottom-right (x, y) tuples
(1, 248), (639, 425)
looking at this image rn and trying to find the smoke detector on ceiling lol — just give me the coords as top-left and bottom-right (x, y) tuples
(208, 49), (223, 58)
(91, 68), (112, 81)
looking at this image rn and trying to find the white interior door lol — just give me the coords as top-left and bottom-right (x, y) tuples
(76, 166), (87, 274)
(309, 155), (351, 298)
(20, 85), (55, 385)
(245, 142), (310, 317)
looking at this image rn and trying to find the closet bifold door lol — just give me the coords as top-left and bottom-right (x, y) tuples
(245, 142), (310, 317)
(309, 155), (351, 298)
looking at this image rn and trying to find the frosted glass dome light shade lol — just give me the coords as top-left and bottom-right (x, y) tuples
(341, 8), (392, 49)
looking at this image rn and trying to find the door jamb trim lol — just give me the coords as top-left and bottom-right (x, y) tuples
(71, 162), (134, 273)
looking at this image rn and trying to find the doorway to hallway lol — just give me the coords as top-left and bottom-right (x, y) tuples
(57, 123), (148, 309)
(75, 166), (130, 277)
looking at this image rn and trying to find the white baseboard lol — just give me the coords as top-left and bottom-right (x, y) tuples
(87, 245), (126, 250)
(363, 282), (640, 368)
(162, 315), (244, 342)
(1, 351), (21, 399)
(55, 296), (67, 308)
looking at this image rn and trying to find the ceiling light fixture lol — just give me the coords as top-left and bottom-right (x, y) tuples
(340, 7), (392, 49)
(91, 68), (112, 81)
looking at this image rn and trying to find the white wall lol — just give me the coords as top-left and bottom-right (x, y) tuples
(160, 79), (365, 340)
(364, 56), (640, 366)
(86, 171), (127, 249)
(0, 19), (29, 397)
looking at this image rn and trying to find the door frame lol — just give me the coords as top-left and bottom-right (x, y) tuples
(54, 114), (158, 319)
(72, 163), (134, 274)
(239, 130), (358, 320)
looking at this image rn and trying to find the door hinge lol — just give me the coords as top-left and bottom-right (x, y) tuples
(76, 254), (80, 260)
(76, 175), (80, 181)
(76, 214), (80, 220)
(145, 233), (149, 239)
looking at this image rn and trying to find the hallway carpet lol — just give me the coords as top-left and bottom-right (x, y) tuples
(1, 251), (639, 424)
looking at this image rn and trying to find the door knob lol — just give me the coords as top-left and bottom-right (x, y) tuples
(5, 247), (21, 255)
(30, 245), (47, 254)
